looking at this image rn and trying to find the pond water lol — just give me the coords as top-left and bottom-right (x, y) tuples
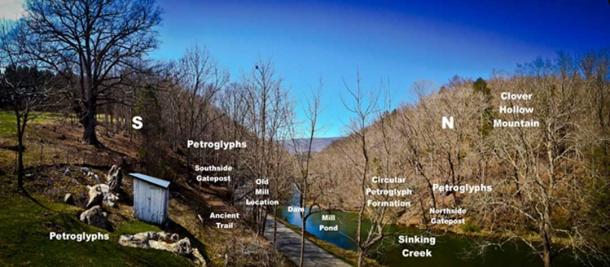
(280, 194), (589, 267)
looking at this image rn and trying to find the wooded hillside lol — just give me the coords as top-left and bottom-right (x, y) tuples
(312, 52), (610, 266)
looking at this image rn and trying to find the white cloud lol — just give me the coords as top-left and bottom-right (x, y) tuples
(0, 0), (25, 20)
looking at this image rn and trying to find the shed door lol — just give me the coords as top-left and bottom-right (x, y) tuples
(134, 180), (167, 224)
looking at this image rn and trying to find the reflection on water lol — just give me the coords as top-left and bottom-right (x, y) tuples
(282, 206), (358, 250)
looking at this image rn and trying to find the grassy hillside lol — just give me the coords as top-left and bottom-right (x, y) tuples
(0, 111), (291, 266)
(0, 181), (194, 266)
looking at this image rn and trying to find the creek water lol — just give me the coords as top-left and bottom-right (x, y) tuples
(280, 194), (587, 267)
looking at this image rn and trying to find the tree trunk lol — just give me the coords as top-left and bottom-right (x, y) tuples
(356, 209), (364, 267)
(15, 112), (26, 191)
(299, 217), (306, 267)
(543, 249), (551, 267)
(357, 250), (364, 267)
(542, 224), (552, 267)
(17, 131), (24, 191)
(260, 210), (268, 235)
(418, 196), (428, 226)
(273, 206), (278, 245)
(357, 131), (368, 267)
(82, 97), (101, 146)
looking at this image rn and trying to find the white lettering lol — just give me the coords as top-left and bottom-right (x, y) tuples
(131, 116), (143, 130)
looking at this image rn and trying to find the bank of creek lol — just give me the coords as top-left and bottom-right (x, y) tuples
(280, 196), (589, 266)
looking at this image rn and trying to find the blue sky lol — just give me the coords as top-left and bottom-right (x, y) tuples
(152, 0), (609, 137)
(4, 0), (609, 137)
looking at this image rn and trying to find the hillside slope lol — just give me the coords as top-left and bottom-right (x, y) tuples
(0, 186), (193, 266)
(0, 112), (288, 266)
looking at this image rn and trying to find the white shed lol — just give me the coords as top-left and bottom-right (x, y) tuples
(129, 173), (170, 225)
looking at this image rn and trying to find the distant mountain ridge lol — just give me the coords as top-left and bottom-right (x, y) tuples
(282, 137), (341, 154)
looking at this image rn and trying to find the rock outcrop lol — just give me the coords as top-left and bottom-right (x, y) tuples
(79, 205), (110, 229)
(191, 248), (206, 266)
(85, 189), (103, 209)
(118, 231), (206, 266)
(106, 165), (123, 193)
(86, 184), (119, 208)
(84, 170), (101, 184)
(63, 193), (74, 205)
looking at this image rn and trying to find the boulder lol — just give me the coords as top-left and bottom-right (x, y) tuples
(105, 193), (119, 207)
(118, 231), (204, 265)
(156, 232), (179, 242)
(119, 231), (187, 253)
(86, 184), (119, 208)
(106, 165), (123, 193)
(63, 193), (74, 205)
(174, 238), (192, 255)
(106, 165), (118, 182)
(85, 190), (103, 209)
(150, 237), (192, 255)
(86, 171), (101, 184)
(119, 231), (159, 249)
(169, 233), (179, 242)
(85, 186), (104, 209)
(79, 205), (109, 229)
(191, 248), (207, 267)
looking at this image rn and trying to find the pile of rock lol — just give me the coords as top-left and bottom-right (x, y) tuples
(78, 164), (123, 229)
(85, 184), (119, 208)
(119, 231), (206, 266)
(79, 205), (110, 229)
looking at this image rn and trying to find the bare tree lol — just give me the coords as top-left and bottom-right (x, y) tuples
(0, 22), (56, 191)
(219, 83), (251, 204)
(341, 72), (385, 267)
(0, 66), (53, 191)
(397, 81), (438, 213)
(287, 87), (324, 267)
(231, 61), (291, 236)
(17, 0), (161, 146)
(479, 56), (610, 267)
(171, 45), (228, 170)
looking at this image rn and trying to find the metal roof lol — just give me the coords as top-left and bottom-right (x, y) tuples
(129, 173), (170, 189)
